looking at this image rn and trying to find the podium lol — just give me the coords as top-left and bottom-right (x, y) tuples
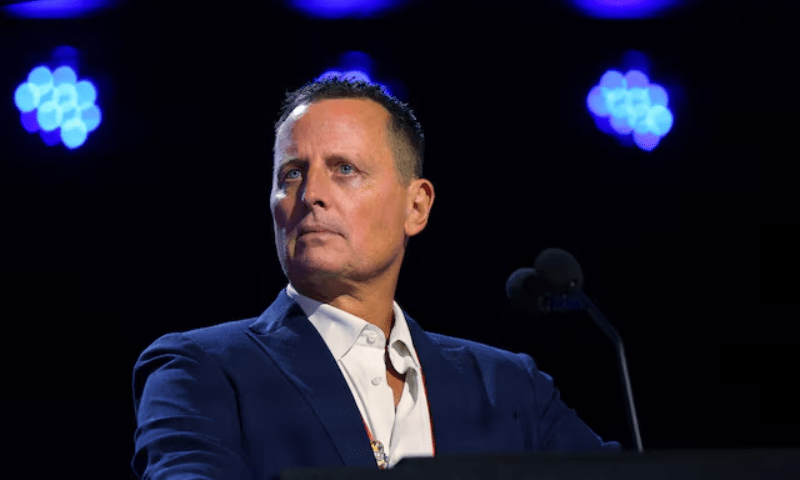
(282, 449), (800, 480)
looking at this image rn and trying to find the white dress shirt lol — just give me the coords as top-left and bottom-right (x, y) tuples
(286, 284), (434, 468)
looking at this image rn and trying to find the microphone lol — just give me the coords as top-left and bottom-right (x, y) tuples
(506, 248), (585, 315)
(505, 268), (545, 316)
(506, 248), (644, 453)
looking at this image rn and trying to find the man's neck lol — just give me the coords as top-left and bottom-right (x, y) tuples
(292, 280), (397, 340)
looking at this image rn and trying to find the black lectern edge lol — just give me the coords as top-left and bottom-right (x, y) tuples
(282, 448), (800, 480)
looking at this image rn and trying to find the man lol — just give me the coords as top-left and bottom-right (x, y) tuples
(132, 77), (620, 480)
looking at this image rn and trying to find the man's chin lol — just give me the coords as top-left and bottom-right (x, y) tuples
(286, 258), (345, 284)
(287, 264), (355, 301)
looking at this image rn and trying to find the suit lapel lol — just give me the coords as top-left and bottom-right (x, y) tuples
(406, 315), (485, 456)
(247, 291), (485, 463)
(246, 291), (376, 468)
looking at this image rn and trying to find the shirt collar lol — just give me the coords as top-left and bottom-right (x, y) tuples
(285, 283), (420, 369)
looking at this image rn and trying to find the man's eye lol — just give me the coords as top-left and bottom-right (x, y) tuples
(284, 169), (301, 180)
(339, 164), (354, 175)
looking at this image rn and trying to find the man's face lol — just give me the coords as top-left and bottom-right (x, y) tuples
(271, 98), (413, 290)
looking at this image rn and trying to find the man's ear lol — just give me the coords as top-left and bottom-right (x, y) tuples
(405, 178), (435, 237)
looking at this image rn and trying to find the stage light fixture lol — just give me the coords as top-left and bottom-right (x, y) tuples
(317, 51), (402, 98)
(567, 0), (686, 19)
(288, 0), (406, 19)
(587, 69), (674, 152)
(3, 0), (121, 19)
(318, 70), (372, 83)
(316, 69), (398, 98)
(13, 65), (102, 150)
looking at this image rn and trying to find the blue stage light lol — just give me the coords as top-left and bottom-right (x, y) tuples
(14, 83), (39, 113)
(3, 0), (120, 19)
(13, 63), (102, 150)
(318, 70), (343, 81)
(37, 101), (62, 132)
(586, 87), (607, 117)
(599, 70), (625, 89)
(645, 104), (673, 136)
(61, 118), (89, 149)
(319, 51), (376, 83)
(20, 111), (40, 133)
(648, 84), (668, 107)
(342, 70), (371, 82)
(624, 70), (650, 88)
(586, 66), (675, 151)
(41, 129), (62, 147)
(318, 69), (373, 83)
(29, 66), (54, 90)
(568, 0), (686, 19)
(316, 51), (401, 99)
(81, 105), (102, 132)
(609, 113), (634, 136)
(75, 81), (98, 108)
(288, 0), (405, 19)
(340, 51), (373, 73)
(53, 66), (78, 86)
(633, 131), (660, 151)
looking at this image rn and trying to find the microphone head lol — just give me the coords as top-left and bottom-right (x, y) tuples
(533, 248), (584, 293)
(505, 268), (545, 316)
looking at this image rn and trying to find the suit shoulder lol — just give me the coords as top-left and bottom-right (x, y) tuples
(184, 316), (258, 340)
(425, 330), (536, 369)
(142, 317), (259, 359)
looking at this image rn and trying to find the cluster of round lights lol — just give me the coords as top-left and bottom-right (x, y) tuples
(14, 65), (101, 149)
(586, 69), (673, 151)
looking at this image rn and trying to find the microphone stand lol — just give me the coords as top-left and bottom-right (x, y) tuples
(549, 291), (644, 453)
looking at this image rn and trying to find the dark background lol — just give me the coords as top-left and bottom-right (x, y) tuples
(1, 0), (797, 478)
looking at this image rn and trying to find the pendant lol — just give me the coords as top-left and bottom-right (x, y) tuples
(370, 439), (388, 469)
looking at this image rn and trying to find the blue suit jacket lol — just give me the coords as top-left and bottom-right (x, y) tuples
(132, 290), (620, 480)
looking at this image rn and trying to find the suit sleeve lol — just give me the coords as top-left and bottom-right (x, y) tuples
(517, 353), (622, 453)
(132, 333), (255, 480)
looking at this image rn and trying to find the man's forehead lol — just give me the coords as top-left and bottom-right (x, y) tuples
(285, 103), (310, 126)
(274, 99), (388, 159)
(276, 104), (308, 142)
(274, 104), (307, 161)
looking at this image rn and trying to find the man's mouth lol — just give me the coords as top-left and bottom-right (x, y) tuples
(299, 228), (337, 237)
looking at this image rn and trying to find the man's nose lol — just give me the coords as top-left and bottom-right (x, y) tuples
(301, 165), (330, 209)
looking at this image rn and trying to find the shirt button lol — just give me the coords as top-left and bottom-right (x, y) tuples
(371, 376), (382, 386)
(366, 331), (378, 344)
